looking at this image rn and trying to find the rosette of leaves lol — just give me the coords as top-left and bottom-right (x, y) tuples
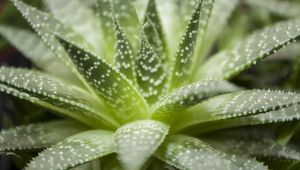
(1, 0), (300, 169)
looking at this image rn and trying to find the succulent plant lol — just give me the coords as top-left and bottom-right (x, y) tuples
(1, 0), (300, 169)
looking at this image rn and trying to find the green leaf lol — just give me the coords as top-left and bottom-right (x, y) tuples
(113, 14), (136, 81)
(43, 0), (103, 56)
(174, 90), (300, 131)
(135, 32), (168, 104)
(197, 18), (300, 80)
(0, 121), (87, 151)
(11, 0), (94, 90)
(156, 135), (267, 170)
(0, 67), (115, 128)
(25, 130), (115, 170)
(112, 0), (140, 48)
(0, 25), (77, 84)
(96, 0), (115, 60)
(152, 80), (239, 124)
(204, 127), (300, 160)
(70, 160), (101, 170)
(169, 1), (203, 91)
(114, 120), (169, 170)
(192, 0), (238, 71)
(58, 38), (150, 124)
(245, 0), (300, 18)
(143, 0), (168, 63)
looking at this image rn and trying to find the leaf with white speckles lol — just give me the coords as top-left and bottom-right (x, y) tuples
(58, 38), (150, 124)
(112, 0), (140, 48)
(204, 127), (300, 160)
(198, 18), (300, 80)
(174, 90), (300, 130)
(114, 120), (169, 170)
(0, 121), (87, 151)
(152, 80), (239, 124)
(0, 67), (115, 128)
(0, 25), (78, 85)
(156, 135), (267, 170)
(25, 130), (114, 170)
(245, 0), (300, 18)
(96, 0), (116, 60)
(169, 1), (203, 91)
(43, 0), (103, 56)
(143, 0), (168, 63)
(192, 0), (238, 72)
(113, 14), (136, 81)
(136, 32), (168, 104)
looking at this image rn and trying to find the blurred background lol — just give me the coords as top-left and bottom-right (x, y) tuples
(1, 0), (300, 169)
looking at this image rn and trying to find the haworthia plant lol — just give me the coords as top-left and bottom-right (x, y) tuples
(1, 0), (300, 169)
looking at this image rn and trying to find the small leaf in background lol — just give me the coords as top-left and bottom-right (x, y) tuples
(0, 68), (113, 128)
(0, 121), (87, 151)
(114, 120), (169, 170)
(156, 135), (267, 170)
(58, 38), (150, 124)
(113, 14), (136, 82)
(43, 0), (104, 56)
(198, 18), (300, 80)
(25, 130), (115, 170)
(152, 80), (239, 124)
(245, 0), (300, 18)
(135, 32), (168, 104)
(143, 0), (168, 64)
(169, 1), (202, 91)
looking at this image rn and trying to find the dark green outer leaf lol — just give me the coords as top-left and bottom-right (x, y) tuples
(197, 18), (300, 80)
(58, 38), (150, 124)
(0, 121), (87, 151)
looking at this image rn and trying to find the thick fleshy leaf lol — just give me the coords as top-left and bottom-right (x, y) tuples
(169, 1), (203, 91)
(0, 67), (115, 128)
(44, 0), (103, 56)
(143, 0), (168, 63)
(113, 14), (135, 81)
(192, 0), (238, 70)
(96, 0), (115, 60)
(25, 130), (115, 170)
(114, 120), (169, 170)
(70, 160), (101, 170)
(112, 0), (140, 48)
(204, 128), (300, 160)
(156, 135), (267, 170)
(58, 38), (149, 124)
(0, 25), (76, 84)
(173, 90), (300, 131)
(198, 18), (300, 80)
(0, 121), (87, 151)
(136, 32), (168, 104)
(11, 0), (93, 90)
(245, 0), (300, 18)
(152, 80), (239, 124)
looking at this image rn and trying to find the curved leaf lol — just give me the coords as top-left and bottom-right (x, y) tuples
(169, 1), (203, 91)
(156, 135), (267, 170)
(58, 38), (150, 124)
(174, 90), (300, 131)
(0, 121), (87, 151)
(44, 0), (103, 56)
(136, 32), (168, 104)
(198, 18), (300, 80)
(204, 128), (300, 160)
(25, 130), (114, 170)
(0, 25), (76, 84)
(114, 120), (169, 170)
(0, 67), (115, 128)
(152, 80), (239, 124)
